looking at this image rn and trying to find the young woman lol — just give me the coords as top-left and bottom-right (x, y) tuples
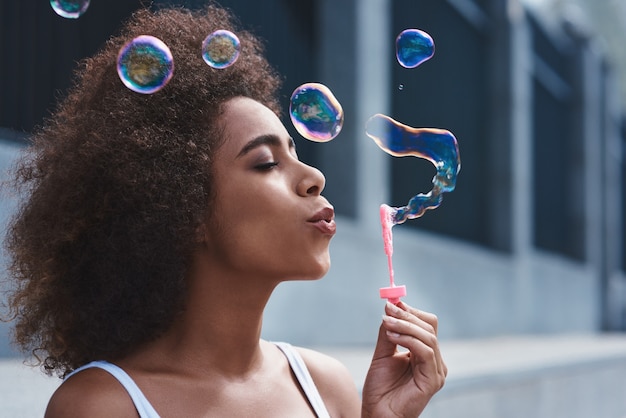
(3, 4), (446, 417)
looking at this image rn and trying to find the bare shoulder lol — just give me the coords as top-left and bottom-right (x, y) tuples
(45, 368), (138, 418)
(295, 347), (361, 418)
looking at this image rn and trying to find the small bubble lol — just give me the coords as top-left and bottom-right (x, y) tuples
(117, 35), (174, 95)
(396, 29), (435, 69)
(202, 30), (240, 69)
(50, 0), (90, 19)
(289, 83), (344, 142)
(398, 84), (404, 90)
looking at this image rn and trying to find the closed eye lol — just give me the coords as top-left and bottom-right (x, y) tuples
(254, 161), (279, 171)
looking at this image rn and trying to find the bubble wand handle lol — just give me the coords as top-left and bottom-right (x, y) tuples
(379, 204), (406, 304)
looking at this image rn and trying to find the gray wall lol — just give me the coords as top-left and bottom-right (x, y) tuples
(1, 0), (625, 356)
(264, 0), (623, 345)
(0, 138), (24, 357)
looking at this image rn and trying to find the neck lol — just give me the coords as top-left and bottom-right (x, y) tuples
(129, 249), (279, 378)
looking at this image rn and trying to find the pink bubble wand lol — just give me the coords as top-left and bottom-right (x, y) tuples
(379, 204), (407, 304)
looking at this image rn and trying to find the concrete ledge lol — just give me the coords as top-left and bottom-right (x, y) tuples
(0, 359), (60, 418)
(2, 333), (626, 417)
(320, 333), (626, 418)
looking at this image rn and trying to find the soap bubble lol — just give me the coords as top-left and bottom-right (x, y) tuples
(366, 113), (460, 224)
(202, 30), (240, 69)
(396, 29), (435, 69)
(289, 83), (344, 142)
(117, 35), (174, 95)
(50, 0), (90, 19)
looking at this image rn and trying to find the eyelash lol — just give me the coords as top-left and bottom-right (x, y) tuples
(255, 161), (279, 171)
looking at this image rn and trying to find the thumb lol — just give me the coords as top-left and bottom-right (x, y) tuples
(371, 321), (397, 361)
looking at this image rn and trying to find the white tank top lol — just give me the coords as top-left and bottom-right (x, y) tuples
(65, 342), (331, 418)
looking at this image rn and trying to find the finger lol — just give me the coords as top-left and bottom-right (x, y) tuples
(371, 322), (398, 361)
(382, 314), (436, 350)
(399, 305), (446, 376)
(383, 308), (446, 378)
(398, 301), (440, 335)
(383, 328), (443, 386)
(385, 302), (437, 336)
(387, 329), (447, 389)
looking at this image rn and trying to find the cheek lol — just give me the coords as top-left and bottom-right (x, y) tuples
(205, 179), (329, 278)
(206, 193), (282, 258)
(205, 213), (331, 280)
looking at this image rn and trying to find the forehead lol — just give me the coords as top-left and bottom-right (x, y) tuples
(218, 97), (288, 154)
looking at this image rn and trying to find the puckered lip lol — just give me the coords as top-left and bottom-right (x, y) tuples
(308, 207), (335, 223)
(307, 207), (337, 235)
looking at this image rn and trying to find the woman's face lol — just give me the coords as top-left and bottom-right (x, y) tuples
(203, 97), (336, 283)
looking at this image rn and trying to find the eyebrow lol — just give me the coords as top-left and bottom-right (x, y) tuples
(236, 134), (296, 158)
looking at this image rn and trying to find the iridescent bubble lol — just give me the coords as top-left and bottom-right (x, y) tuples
(396, 29), (435, 69)
(50, 0), (90, 19)
(202, 30), (240, 69)
(289, 83), (344, 142)
(117, 35), (174, 95)
(366, 113), (460, 224)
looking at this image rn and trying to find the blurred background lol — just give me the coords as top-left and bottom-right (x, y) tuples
(2, 0), (626, 416)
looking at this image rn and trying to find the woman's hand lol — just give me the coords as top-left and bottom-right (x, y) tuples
(361, 301), (447, 417)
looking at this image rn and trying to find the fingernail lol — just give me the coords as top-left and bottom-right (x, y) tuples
(386, 330), (401, 338)
(382, 314), (398, 324)
(386, 301), (401, 313)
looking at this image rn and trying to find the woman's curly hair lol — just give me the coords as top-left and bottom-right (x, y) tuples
(2, 3), (281, 377)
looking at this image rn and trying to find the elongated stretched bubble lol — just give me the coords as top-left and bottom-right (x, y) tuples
(366, 113), (460, 225)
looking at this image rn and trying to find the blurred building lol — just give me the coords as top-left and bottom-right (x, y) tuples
(1, 0), (626, 416)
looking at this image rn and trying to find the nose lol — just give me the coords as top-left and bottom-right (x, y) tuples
(296, 160), (326, 197)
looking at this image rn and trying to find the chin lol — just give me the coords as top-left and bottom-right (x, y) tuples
(279, 249), (331, 281)
(289, 259), (331, 282)
(311, 260), (331, 280)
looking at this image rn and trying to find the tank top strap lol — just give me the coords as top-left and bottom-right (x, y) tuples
(274, 342), (331, 418)
(65, 360), (160, 418)
(67, 346), (331, 418)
